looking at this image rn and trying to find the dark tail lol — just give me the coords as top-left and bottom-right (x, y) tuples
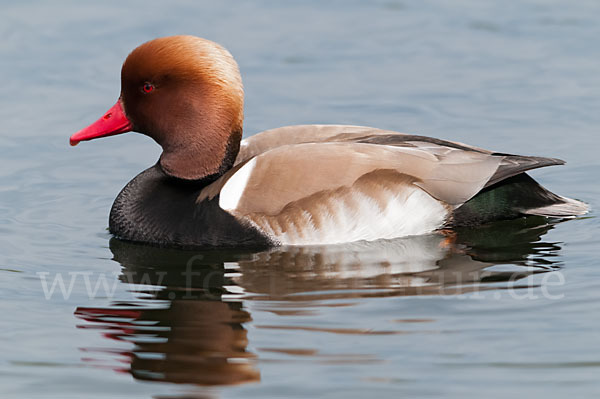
(452, 173), (588, 226)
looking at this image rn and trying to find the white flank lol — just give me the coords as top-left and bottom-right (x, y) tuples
(257, 186), (449, 246)
(219, 157), (257, 211)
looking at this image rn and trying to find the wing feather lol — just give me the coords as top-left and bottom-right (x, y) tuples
(220, 142), (503, 216)
(209, 124), (568, 222)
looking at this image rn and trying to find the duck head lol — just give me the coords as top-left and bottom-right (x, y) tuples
(70, 35), (244, 181)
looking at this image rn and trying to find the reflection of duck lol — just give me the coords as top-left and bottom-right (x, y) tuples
(75, 217), (561, 386)
(237, 217), (561, 300)
(70, 35), (587, 248)
(76, 299), (257, 386)
(75, 245), (260, 386)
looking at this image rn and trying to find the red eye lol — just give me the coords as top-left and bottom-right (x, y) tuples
(143, 83), (154, 93)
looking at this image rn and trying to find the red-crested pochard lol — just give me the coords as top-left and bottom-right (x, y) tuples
(70, 35), (588, 248)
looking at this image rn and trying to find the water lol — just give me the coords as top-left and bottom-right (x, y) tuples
(1, 1), (599, 398)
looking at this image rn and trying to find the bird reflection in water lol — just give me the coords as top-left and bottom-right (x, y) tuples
(75, 216), (562, 387)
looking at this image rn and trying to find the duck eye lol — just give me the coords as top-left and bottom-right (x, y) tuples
(142, 83), (154, 93)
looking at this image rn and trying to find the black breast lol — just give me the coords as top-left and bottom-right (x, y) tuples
(109, 165), (273, 248)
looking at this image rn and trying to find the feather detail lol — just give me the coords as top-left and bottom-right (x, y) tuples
(525, 196), (589, 217)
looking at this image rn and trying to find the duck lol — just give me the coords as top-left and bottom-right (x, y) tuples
(70, 35), (588, 248)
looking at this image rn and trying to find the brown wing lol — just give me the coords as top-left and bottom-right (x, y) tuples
(236, 125), (565, 191)
(235, 124), (397, 164)
(219, 142), (503, 215)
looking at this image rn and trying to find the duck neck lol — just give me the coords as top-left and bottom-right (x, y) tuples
(159, 125), (242, 184)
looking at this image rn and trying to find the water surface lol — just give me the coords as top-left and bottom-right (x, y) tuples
(1, 1), (599, 398)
